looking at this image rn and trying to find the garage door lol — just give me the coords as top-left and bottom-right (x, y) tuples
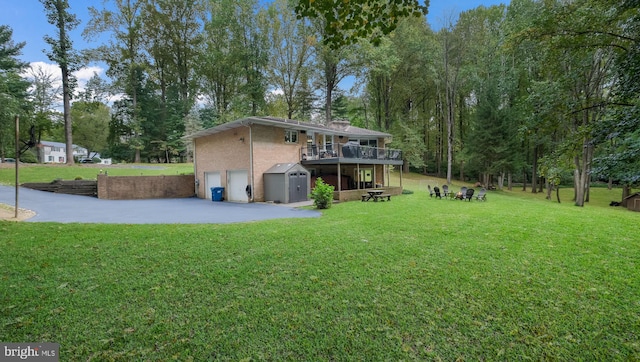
(227, 170), (249, 202)
(204, 172), (221, 200)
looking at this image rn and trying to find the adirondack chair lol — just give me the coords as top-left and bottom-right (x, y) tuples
(428, 185), (435, 198)
(455, 186), (467, 200)
(433, 186), (442, 199)
(475, 188), (487, 201)
(442, 184), (449, 198)
(463, 188), (475, 201)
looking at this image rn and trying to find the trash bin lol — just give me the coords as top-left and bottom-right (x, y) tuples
(211, 187), (225, 201)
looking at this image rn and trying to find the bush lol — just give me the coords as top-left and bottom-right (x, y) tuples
(18, 151), (38, 163)
(310, 177), (334, 209)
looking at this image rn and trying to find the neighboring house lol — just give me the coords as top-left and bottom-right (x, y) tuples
(185, 117), (404, 203)
(38, 141), (88, 163)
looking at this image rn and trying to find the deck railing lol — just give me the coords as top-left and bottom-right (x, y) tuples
(301, 143), (402, 161)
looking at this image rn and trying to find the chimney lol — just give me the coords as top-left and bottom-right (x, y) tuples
(327, 119), (350, 130)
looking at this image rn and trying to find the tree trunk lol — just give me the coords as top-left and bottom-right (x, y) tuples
(507, 172), (512, 191)
(62, 66), (74, 165)
(531, 145), (538, 193)
(621, 185), (631, 206)
(446, 86), (454, 185)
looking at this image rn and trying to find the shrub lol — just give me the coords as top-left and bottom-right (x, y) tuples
(310, 177), (334, 209)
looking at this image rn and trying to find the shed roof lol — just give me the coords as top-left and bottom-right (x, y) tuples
(623, 192), (640, 200)
(184, 116), (392, 140)
(264, 163), (308, 174)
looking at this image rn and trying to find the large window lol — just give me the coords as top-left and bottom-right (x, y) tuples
(285, 129), (298, 144)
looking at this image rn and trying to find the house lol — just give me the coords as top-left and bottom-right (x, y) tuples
(184, 117), (404, 203)
(623, 192), (640, 212)
(38, 141), (88, 163)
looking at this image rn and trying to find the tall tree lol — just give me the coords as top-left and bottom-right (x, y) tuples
(265, 0), (313, 119)
(0, 25), (29, 160)
(41, 0), (81, 164)
(592, 0), (640, 198)
(24, 63), (62, 159)
(528, 0), (620, 206)
(84, 0), (146, 162)
(198, 0), (266, 122)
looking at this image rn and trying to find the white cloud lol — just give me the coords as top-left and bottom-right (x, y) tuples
(73, 66), (104, 84)
(23, 61), (106, 93)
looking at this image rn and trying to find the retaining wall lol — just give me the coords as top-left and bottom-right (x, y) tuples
(97, 174), (195, 200)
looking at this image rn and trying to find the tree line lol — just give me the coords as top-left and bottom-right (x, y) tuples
(0, 0), (637, 206)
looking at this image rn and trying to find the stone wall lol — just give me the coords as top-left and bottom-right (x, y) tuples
(97, 174), (195, 200)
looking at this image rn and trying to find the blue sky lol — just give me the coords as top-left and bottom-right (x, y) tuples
(2, 0), (508, 64)
(0, 0), (507, 93)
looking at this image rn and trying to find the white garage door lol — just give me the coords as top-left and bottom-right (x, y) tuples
(227, 170), (249, 202)
(204, 172), (221, 200)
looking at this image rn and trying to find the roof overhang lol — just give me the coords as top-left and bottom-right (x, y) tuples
(183, 117), (392, 141)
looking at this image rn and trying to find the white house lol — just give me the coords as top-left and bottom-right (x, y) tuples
(38, 141), (88, 163)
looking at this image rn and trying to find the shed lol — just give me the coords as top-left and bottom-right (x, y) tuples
(263, 163), (310, 204)
(623, 192), (640, 212)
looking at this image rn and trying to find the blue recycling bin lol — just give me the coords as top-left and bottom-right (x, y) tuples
(211, 187), (225, 201)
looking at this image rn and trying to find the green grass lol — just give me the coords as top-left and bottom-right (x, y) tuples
(1, 175), (639, 360)
(0, 163), (194, 185)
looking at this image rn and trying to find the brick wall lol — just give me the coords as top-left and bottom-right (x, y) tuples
(193, 124), (302, 202)
(97, 174), (195, 200)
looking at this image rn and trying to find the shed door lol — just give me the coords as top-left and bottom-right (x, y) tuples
(227, 170), (249, 202)
(288, 172), (308, 203)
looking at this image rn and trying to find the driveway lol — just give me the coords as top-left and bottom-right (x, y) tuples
(0, 185), (321, 224)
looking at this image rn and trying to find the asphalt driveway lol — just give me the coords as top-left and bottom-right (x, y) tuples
(0, 185), (321, 224)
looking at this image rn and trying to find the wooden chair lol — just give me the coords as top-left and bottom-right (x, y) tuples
(463, 188), (475, 201)
(428, 185), (435, 198)
(455, 187), (467, 200)
(475, 188), (487, 201)
(433, 186), (442, 199)
(442, 184), (449, 198)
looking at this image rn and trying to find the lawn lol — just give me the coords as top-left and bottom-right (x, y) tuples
(1, 171), (639, 360)
(0, 162), (194, 185)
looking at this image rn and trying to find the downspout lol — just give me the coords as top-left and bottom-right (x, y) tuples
(193, 139), (198, 196)
(248, 124), (255, 202)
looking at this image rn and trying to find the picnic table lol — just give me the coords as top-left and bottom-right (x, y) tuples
(361, 189), (391, 202)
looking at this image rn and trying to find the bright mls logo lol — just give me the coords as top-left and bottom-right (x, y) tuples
(1, 343), (59, 361)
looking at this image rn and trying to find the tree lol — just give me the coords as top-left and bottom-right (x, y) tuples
(84, 0), (146, 162)
(0, 25), (29, 161)
(78, 72), (112, 103)
(198, 0), (266, 122)
(71, 101), (110, 159)
(527, 0), (622, 206)
(24, 63), (62, 160)
(265, 0), (313, 119)
(592, 0), (640, 197)
(41, 0), (81, 164)
(295, 0), (429, 49)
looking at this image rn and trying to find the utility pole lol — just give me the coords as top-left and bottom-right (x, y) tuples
(14, 115), (19, 218)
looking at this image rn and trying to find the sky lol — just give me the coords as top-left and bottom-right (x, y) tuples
(0, 0), (507, 89)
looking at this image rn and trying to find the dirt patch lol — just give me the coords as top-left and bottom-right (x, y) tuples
(0, 203), (35, 221)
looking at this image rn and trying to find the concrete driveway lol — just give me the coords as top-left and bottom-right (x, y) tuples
(0, 185), (320, 224)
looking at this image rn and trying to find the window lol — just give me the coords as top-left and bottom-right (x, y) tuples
(285, 129), (298, 144)
(47, 156), (54, 162)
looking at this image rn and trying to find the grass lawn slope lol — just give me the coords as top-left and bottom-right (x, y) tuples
(1, 172), (639, 360)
